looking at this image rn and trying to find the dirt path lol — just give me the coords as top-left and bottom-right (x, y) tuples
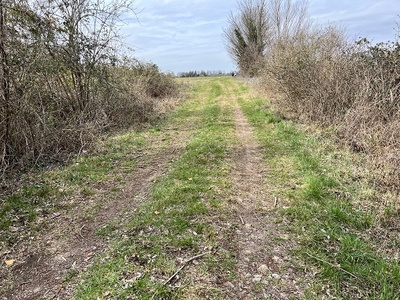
(219, 95), (305, 299)
(1, 128), (190, 300)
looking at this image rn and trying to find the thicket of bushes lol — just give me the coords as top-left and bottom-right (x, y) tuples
(0, 0), (180, 176)
(263, 28), (400, 188)
(226, 0), (400, 188)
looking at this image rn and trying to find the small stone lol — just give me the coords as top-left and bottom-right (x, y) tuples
(257, 264), (269, 275)
(272, 256), (282, 263)
(252, 275), (263, 282)
(280, 293), (288, 298)
(280, 234), (290, 240)
(271, 273), (281, 280)
(244, 223), (252, 230)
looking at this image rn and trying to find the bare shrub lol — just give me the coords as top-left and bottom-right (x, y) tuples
(341, 40), (400, 186)
(103, 59), (180, 126)
(0, 1), (181, 176)
(262, 21), (400, 188)
(263, 25), (351, 121)
(131, 62), (179, 99)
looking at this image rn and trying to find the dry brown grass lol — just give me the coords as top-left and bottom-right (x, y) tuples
(261, 26), (400, 190)
(0, 60), (181, 178)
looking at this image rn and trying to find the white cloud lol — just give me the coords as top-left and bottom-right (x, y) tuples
(123, 0), (399, 73)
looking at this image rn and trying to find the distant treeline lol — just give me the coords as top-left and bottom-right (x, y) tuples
(177, 70), (233, 77)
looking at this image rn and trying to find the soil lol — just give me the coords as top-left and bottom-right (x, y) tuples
(217, 99), (305, 299)
(0, 128), (190, 300)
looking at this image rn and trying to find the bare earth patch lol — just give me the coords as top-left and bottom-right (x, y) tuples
(222, 99), (306, 299)
(0, 128), (190, 300)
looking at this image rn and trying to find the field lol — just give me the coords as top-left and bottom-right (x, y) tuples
(1, 77), (399, 299)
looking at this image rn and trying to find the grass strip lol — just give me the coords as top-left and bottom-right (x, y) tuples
(73, 78), (236, 299)
(238, 96), (400, 299)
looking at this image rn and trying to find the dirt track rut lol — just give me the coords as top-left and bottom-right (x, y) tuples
(1, 130), (189, 300)
(219, 94), (304, 299)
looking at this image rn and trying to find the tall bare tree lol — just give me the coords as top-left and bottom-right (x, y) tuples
(224, 0), (269, 76)
(36, 0), (134, 113)
(224, 0), (309, 76)
(0, 0), (9, 167)
(269, 0), (309, 45)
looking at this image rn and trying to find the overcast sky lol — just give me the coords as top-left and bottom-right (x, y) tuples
(122, 0), (400, 74)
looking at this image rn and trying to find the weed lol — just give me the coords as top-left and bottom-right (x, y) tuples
(96, 223), (118, 237)
(64, 269), (79, 283)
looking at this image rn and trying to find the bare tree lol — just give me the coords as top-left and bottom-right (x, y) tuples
(0, 0), (36, 168)
(224, 0), (269, 76)
(224, 0), (309, 76)
(36, 0), (134, 113)
(0, 0), (10, 168)
(0, 0), (136, 172)
(269, 0), (309, 45)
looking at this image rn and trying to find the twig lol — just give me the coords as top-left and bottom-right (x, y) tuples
(79, 225), (86, 239)
(274, 197), (278, 208)
(306, 252), (358, 279)
(49, 213), (62, 220)
(239, 215), (245, 225)
(164, 251), (211, 286)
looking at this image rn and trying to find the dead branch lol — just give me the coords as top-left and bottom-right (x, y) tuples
(164, 251), (211, 286)
(239, 215), (245, 225)
(79, 225), (86, 239)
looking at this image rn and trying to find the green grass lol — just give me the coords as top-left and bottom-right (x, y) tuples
(4, 77), (398, 299)
(73, 78), (237, 299)
(238, 96), (400, 299)
(0, 131), (147, 245)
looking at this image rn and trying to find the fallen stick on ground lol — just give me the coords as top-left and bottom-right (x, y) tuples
(164, 251), (211, 285)
(79, 225), (86, 239)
